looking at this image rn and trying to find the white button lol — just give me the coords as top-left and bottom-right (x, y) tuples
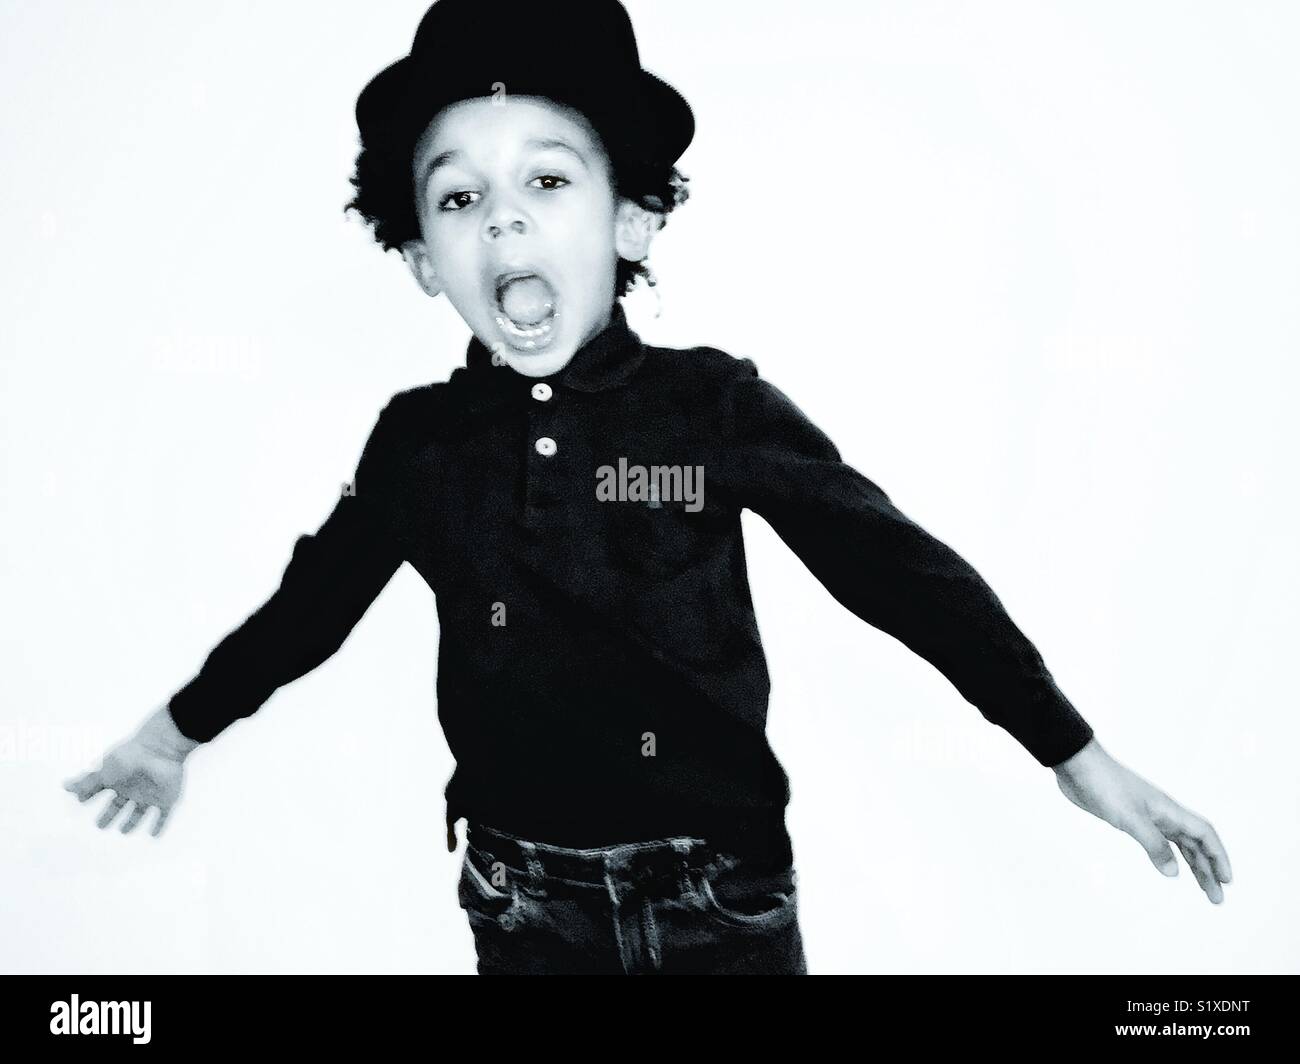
(531, 382), (552, 402)
(535, 436), (557, 457)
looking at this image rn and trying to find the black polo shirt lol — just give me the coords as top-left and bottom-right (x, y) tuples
(166, 302), (1094, 867)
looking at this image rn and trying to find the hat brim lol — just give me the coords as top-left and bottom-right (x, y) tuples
(632, 69), (695, 168)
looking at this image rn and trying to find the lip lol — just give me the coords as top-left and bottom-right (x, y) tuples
(490, 267), (560, 353)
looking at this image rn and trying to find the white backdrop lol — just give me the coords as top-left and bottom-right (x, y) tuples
(2, 0), (1296, 974)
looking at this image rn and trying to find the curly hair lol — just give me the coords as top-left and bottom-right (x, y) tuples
(344, 112), (691, 299)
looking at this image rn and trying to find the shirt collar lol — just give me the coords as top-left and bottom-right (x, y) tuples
(460, 301), (646, 394)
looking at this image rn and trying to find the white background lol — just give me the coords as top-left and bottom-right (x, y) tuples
(3, 0), (1296, 974)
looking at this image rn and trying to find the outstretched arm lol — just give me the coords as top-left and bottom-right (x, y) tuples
(715, 361), (1092, 767)
(64, 396), (411, 834)
(163, 475), (406, 745)
(164, 394), (410, 744)
(714, 360), (1232, 903)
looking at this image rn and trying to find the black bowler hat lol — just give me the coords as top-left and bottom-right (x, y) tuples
(355, 0), (694, 173)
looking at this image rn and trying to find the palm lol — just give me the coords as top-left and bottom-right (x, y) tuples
(64, 740), (185, 836)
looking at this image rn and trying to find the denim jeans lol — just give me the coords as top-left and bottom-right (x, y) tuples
(456, 821), (808, 974)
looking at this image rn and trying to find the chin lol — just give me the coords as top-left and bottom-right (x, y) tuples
(503, 349), (575, 378)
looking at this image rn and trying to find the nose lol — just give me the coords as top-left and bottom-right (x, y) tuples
(483, 201), (528, 242)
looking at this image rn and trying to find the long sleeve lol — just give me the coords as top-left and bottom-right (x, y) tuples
(715, 359), (1093, 768)
(165, 398), (409, 744)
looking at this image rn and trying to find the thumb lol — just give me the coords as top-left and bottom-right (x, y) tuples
(1133, 823), (1179, 876)
(64, 770), (104, 801)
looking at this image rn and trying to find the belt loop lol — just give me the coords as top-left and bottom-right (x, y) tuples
(671, 837), (696, 895)
(678, 854), (693, 896)
(519, 839), (543, 887)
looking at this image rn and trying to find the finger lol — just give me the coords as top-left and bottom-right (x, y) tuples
(65, 771), (106, 802)
(150, 804), (171, 838)
(1131, 821), (1179, 876)
(119, 801), (151, 835)
(1175, 838), (1223, 904)
(96, 793), (130, 830)
(1156, 804), (1233, 886)
(1196, 823), (1233, 885)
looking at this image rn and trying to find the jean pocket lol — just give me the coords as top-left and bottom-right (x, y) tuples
(458, 846), (524, 927)
(696, 860), (799, 929)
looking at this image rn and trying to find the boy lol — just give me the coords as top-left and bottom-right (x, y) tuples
(64, 0), (1232, 974)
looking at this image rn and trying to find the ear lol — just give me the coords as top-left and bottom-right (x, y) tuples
(400, 240), (442, 298)
(613, 199), (663, 264)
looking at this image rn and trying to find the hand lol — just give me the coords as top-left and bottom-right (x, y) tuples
(63, 705), (202, 837)
(1052, 738), (1233, 904)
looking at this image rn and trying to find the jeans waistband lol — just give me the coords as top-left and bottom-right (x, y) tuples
(464, 820), (743, 893)
(448, 800), (794, 870)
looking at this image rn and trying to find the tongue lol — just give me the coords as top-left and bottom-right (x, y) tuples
(499, 276), (555, 326)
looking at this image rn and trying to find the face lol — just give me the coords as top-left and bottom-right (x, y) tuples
(403, 96), (659, 378)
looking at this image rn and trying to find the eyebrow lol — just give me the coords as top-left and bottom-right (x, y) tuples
(523, 138), (590, 168)
(417, 148), (463, 189)
(417, 137), (590, 189)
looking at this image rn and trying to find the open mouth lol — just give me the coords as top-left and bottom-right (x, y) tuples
(492, 270), (559, 351)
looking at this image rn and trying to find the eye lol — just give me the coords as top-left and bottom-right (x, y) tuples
(529, 174), (570, 192)
(437, 189), (481, 212)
